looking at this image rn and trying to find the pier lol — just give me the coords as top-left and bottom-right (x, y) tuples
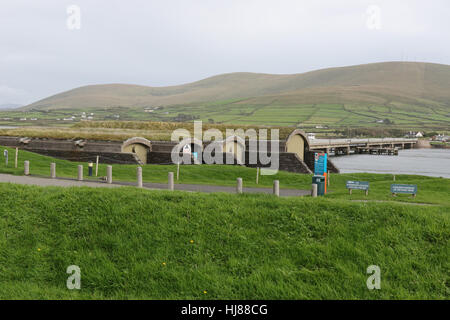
(310, 138), (418, 156)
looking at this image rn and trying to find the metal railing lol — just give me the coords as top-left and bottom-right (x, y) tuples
(310, 138), (418, 146)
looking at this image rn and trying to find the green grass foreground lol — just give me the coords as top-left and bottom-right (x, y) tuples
(0, 183), (448, 299)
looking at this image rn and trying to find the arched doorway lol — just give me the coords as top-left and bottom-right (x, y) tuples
(122, 137), (152, 164)
(285, 129), (309, 161)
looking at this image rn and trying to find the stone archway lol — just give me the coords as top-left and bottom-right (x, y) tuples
(122, 137), (152, 164)
(285, 129), (309, 161)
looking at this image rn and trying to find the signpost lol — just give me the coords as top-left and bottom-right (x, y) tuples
(391, 184), (417, 197)
(346, 181), (369, 195)
(314, 153), (328, 193)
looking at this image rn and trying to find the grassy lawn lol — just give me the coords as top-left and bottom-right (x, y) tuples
(0, 183), (448, 299)
(0, 146), (449, 207)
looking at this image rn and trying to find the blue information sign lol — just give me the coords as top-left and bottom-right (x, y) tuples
(346, 181), (369, 190)
(391, 184), (417, 194)
(314, 153), (327, 175)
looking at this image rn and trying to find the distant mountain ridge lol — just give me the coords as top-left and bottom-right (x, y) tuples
(22, 62), (450, 111)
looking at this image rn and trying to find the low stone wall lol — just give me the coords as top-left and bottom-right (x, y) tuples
(147, 151), (241, 165)
(415, 140), (432, 148)
(0, 136), (122, 153)
(27, 149), (140, 164)
(147, 151), (174, 165)
(242, 152), (312, 173)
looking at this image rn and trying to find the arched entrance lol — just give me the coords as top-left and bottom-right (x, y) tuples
(122, 137), (152, 164)
(285, 129), (309, 161)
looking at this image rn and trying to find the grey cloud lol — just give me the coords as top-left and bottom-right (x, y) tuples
(0, 0), (449, 105)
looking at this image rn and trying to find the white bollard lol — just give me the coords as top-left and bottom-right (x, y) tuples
(273, 180), (280, 197)
(236, 178), (243, 194)
(50, 163), (56, 179)
(95, 156), (99, 177)
(168, 172), (174, 191)
(137, 166), (143, 188)
(77, 165), (83, 181)
(15, 148), (18, 168)
(311, 184), (318, 198)
(106, 165), (112, 184)
(24, 161), (30, 175)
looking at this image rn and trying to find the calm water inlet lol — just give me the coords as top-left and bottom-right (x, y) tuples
(331, 149), (450, 178)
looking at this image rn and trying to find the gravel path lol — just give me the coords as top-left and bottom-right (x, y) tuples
(0, 173), (310, 197)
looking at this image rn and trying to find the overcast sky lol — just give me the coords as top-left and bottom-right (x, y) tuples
(1, 0), (449, 105)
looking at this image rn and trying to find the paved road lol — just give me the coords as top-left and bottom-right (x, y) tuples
(0, 174), (123, 188)
(0, 173), (310, 197)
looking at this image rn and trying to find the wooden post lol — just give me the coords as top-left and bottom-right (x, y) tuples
(236, 178), (243, 194)
(393, 174), (396, 181)
(15, 148), (18, 168)
(256, 167), (259, 184)
(327, 170), (330, 186)
(168, 172), (174, 191)
(137, 166), (143, 188)
(311, 184), (318, 198)
(77, 165), (83, 181)
(24, 161), (29, 175)
(177, 162), (180, 181)
(50, 163), (56, 179)
(365, 190), (368, 196)
(273, 180), (280, 197)
(106, 165), (112, 184)
(349, 189), (352, 195)
(95, 156), (99, 177)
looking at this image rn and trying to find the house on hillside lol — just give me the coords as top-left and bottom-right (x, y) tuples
(405, 131), (423, 138)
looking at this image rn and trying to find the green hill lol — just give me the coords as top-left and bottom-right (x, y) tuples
(16, 62), (450, 129)
(23, 62), (450, 110)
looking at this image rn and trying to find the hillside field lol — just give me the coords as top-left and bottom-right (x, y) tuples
(2, 62), (448, 130)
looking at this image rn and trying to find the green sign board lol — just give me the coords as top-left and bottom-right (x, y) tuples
(391, 184), (417, 194)
(346, 181), (369, 190)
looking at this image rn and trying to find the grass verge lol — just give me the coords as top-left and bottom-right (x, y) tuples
(0, 183), (448, 299)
